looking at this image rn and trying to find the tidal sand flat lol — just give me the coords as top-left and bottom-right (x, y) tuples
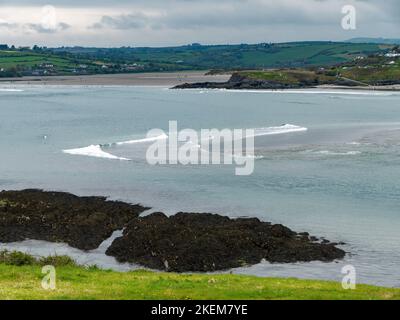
(0, 71), (230, 87)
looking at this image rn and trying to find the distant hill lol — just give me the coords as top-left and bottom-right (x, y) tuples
(347, 38), (400, 45)
(48, 41), (390, 69)
(0, 41), (395, 77)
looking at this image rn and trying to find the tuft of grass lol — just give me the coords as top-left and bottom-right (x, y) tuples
(0, 250), (37, 266)
(0, 250), (77, 267)
(39, 255), (77, 267)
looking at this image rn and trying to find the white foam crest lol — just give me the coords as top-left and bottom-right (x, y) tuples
(253, 124), (308, 137)
(309, 150), (362, 156)
(234, 154), (264, 160)
(62, 125), (305, 161)
(0, 88), (24, 92)
(347, 142), (362, 146)
(115, 133), (168, 146)
(189, 124), (307, 144)
(63, 144), (130, 161)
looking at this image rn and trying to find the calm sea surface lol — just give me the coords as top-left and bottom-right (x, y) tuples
(1, 85), (400, 287)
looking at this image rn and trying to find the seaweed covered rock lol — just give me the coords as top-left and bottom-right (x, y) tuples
(106, 212), (345, 272)
(0, 189), (148, 250)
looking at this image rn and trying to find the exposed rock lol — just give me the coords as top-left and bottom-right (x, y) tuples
(173, 73), (305, 90)
(106, 212), (345, 272)
(0, 190), (346, 272)
(0, 189), (148, 250)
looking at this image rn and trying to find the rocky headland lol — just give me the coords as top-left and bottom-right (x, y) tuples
(173, 72), (361, 90)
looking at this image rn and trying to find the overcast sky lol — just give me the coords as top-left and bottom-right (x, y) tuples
(0, 0), (398, 47)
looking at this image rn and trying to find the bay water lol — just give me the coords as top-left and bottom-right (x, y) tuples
(1, 85), (400, 287)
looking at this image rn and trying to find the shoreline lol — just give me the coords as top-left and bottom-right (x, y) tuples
(0, 72), (398, 92)
(317, 84), (400, 92)
(172, 72), (400, 92)
(0, 71), (230, 87)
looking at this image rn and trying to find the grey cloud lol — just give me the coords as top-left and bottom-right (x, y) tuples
(0, 19), (70, 33)
(90, 14), (148, 30)
(0, 21), (18, 29)
(0, 0), (399, 46)
(25, 22), (70, 33)
(87, 0), (394, 31)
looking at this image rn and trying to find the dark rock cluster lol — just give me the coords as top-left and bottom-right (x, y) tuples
(173, 73), (307, 90)
(0, 190), (346, 272)
(106, 212), (345, 272)
(0, 189), (147, 250)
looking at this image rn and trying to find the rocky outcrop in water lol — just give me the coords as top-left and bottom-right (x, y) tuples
(106, 212), (345, 272)
(0, 189), (148, 250)
(173, 73), (302, 90)
(0, 190), (345, 272)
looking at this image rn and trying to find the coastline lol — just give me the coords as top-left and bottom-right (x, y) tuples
(0, 72), (399, 92)
(0, 71), (230, 87)
(172, 72), (400, 92)
(317, 84), (400, 92)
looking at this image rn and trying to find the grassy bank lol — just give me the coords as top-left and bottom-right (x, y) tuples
(0, 252), (399, 300)
(238, 51), (400, 87)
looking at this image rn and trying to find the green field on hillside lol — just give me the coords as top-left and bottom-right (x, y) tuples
(0, 41), (392, 77)
(0, 51), (77, 69)
(127, 42), (388, 69)
(237, 52), (400, 87)
(340, 64), (400, 84)
(240, 69), (336, 85)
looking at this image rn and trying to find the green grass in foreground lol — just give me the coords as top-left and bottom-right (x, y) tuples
(0, 264), (399, 300)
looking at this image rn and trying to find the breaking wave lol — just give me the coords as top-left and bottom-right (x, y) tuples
(253, 124), (307, 137)
(0, 88), (24, 92)
(62, 124), (307, 161)
(307, 150), (362, 156)
(63, 145), (130, 161)
(115, 133), (168, 146)
(63, 134), (169, 161)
